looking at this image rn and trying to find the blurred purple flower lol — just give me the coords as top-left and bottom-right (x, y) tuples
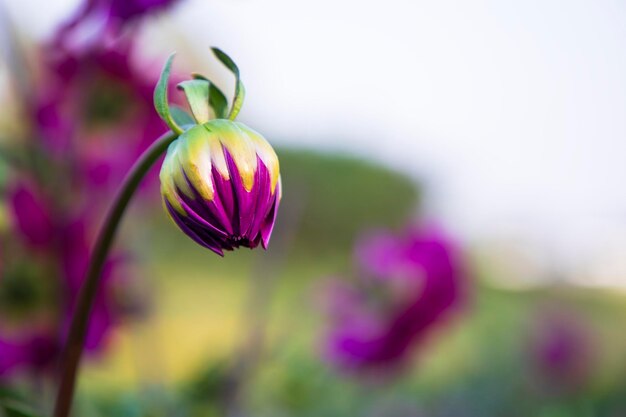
(0, 0), (163, 379)
(60, 218), (119, 351)
(8, 183), (55, 249)
(55, 0), (183, 46)
(0, 332), (58, 375)
(528, 310), (596, 395)
(323, 227), (465, 372)
(0, 185), (126, 377)
(34, 42), (172, 194)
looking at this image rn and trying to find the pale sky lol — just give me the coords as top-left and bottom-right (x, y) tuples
(4, 0), (626, 287)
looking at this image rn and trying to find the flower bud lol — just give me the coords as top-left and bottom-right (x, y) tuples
(160, 120), (281, 256)
(155, 49), (281, 256)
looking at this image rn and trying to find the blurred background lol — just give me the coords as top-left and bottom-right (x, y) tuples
(0, 0), (625, 416)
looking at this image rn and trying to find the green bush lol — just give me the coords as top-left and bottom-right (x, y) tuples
(276, 148), (420, 254)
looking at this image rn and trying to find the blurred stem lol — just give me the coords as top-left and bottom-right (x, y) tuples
(53, 130), (178, 417)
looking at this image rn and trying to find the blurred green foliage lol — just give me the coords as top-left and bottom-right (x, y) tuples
(0, 387), (43, 417)
(277, 148), (420, 254)
(80, 281), (626, 417)
(7, 148), (624, 417)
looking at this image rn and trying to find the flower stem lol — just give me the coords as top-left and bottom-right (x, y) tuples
(53, 130), (178, 417)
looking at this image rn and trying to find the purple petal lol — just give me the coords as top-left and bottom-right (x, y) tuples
(260, 181), (281, 249)
(209, 162), (236, 235)
(224, 148), (255, 237)
(165, 199), (225, 256)
(247, 156), (273, 241)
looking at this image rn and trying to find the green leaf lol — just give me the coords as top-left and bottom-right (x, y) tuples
(177, 79), (211, 124)
(211, 47), (246, 120)
(153, 53), (183, 135)
(0, 386), (23, 402)
(169, 105), (196, 126)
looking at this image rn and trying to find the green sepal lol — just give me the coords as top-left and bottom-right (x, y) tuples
(229, 81), (245, 120)
(208, 84), (228, 119)
(0, 389), (42, 417)
(154, 53), (183, 135)
(211, 47), (245, 120)
(169, 105), (196, 127)
(191, 73), (228, 119)
(211, 48), (240, 77)
(177, 79), (211, 124)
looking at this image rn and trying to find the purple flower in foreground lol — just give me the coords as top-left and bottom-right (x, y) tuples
(323, 228), (464, 371)
(160, 121), (281, 256)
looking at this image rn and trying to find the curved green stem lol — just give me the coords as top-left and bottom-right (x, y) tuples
(53, 130), (178, 417)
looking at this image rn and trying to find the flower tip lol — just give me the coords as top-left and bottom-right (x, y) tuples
(191, 72), (208, 81)
(210, 47), (240, 77)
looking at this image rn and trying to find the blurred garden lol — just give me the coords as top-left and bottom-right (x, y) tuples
(0, 0), (625, 416)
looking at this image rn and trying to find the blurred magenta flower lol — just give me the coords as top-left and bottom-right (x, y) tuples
(528, 310), (596, 395)
(8, 183), (55, 249)
(0, 333), (58, 376)
(0, 0), (172, 385)
(34, 42), (172, 193)
(160, 121), (282, 256)
(0, 183), (125, 377)
(322, 227), (464, 371)
(55, 0), (183, 45)
(60, 218), (121, 351)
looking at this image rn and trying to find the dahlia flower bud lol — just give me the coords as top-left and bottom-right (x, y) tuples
(155, 49), (281, 255)
(160, 120), (281, 255)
